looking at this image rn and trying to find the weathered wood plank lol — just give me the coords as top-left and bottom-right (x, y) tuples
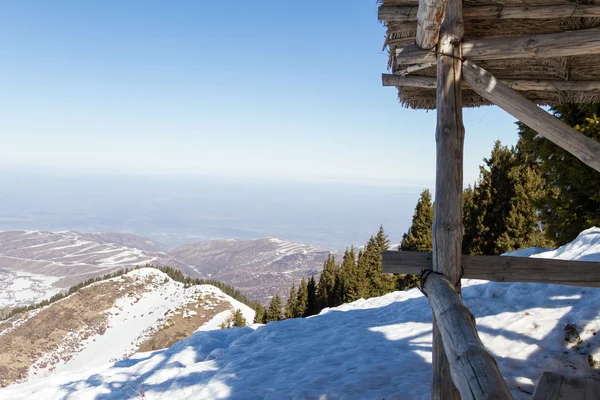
(379, 4), (600, 21)
(462, 60), (600, 174)
(533, 372), (563, 400)
(533, 372), (600, 400)
(431, 0), (463, 396)
(415, 0), (446, 49)
(395, 28), (600, 64)
(382, 251), (600, 287)
(584, 378), (600, 400)
(560, 375), (587, 399)
(382, 74), (600, 92)
(426, 273), (514, 399)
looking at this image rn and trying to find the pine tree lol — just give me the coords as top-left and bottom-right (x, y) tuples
(517, 103), (600, 244)
(361, 234), (394, 298)
(285, 283), (298, 319)
(305, 275), (319, 316)
(317, 254), (337, 309)
(331, 270), (344, 307)
(254, 303), (265, 324)
(401, 189), (434, 252)
(374, 224), (391, 251)
(295, 277), (308, 318)
(265, 294), (283, 322)
(340, 247), (360, 302)
(462, 140), (553, 255)
(232, 309), (247, 327)
(354, 249), (368, 299)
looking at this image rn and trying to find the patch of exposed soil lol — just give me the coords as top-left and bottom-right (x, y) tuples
(137, 294), (230, 352)
(0, 274), (155, 387)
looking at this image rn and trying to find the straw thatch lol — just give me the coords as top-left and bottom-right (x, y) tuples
(380, 0), (600, 109)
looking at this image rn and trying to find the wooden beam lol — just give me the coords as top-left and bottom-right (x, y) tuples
(426, 273), (514, 400)
(395, 28), (600, 64)
(382, 251), (600, 288)
(462, 60), (600, 173)
(379, 4), (600, 21)
(415, 0), (446, 49)
(395, 61), (436, 76)
(382, 74), (600, 92)
(431, 0), (463, 396)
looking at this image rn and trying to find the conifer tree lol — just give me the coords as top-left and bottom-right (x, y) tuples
(317, 254), (337, 309)
(232, 309), (247, 327)
(362, 233), (395, 298)
(354, 249), (368, 299)
(295, 277), (308, 318)
(305, 275), (319, 317)
(517, 103), (600, 244)
(374, 224), (391, 252)
(254, 303), (265, 324)
(401, 189), (434, 252)
(265, 293), (283, 322)
(340, 247), (360, 302)
(462, 140), (552, 255)
(285, 283), (298, 319)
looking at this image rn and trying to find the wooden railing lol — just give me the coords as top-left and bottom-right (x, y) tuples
(383, 251), (600, 288)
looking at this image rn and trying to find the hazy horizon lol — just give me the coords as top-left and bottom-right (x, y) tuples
(0, 170), (426, 250)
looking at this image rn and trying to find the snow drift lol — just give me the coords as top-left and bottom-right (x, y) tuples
(3, 229), (600, 399)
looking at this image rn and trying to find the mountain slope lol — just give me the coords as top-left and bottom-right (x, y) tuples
(0, 230), (193, 309)
(170, 238), (334, 302)
(0, 268), (254, 387)
(3, 229), (600, 399)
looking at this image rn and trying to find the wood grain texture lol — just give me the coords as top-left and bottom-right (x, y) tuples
(379, 4), (600, 21)
(532, 372), (600, 399)
(382, 251), (600, 287)
(462, 60), (600, 173)
(426, 273), (514, 399)
(394, 28), (600, 64)
(431, 0), (463, 397)
(382, 74), (600, 92)
(415, 0), (446, 49)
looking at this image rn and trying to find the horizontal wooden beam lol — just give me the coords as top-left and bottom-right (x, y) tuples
(463, 60), (600, 173)
(382, 74), (600, 92)
(425, 273), (514, 399)
(382, 251), (600, 287)
(379, 4), (600, 21)
(395, 28), (600, 64)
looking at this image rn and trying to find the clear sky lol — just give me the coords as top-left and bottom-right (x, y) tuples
(0, 1), (519, 187)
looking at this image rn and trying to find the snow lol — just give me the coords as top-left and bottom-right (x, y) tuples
(0, 271), (62, 307)
(3, 268), (255, 386)
(3, 230), (600, 399)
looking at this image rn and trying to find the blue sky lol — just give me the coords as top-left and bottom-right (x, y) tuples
(0, 1), (519, 187)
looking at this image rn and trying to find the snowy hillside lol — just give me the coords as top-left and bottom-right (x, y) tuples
(0, 230), (192, 309)
(0, 231), (333, 308)
(2, 229), (600, 399)
(0, 268), (254, 388)
(170, 237), (335, 302)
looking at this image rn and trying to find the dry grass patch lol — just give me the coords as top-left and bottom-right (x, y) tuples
(0, 274), (155, 387)
(137, 294), (230, 352)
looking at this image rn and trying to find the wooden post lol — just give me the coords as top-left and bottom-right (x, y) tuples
(425, 273), (514, 399)
(432, 0), (464, 396)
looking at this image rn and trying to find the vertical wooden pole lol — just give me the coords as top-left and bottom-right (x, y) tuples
(432, 0), (464, 397)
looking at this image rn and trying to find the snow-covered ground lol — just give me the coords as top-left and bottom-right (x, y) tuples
(2, 229), (600, 399)
(0, 268), (254, 387)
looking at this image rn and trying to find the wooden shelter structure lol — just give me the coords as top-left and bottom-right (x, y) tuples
(378, 0), (600, 398)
